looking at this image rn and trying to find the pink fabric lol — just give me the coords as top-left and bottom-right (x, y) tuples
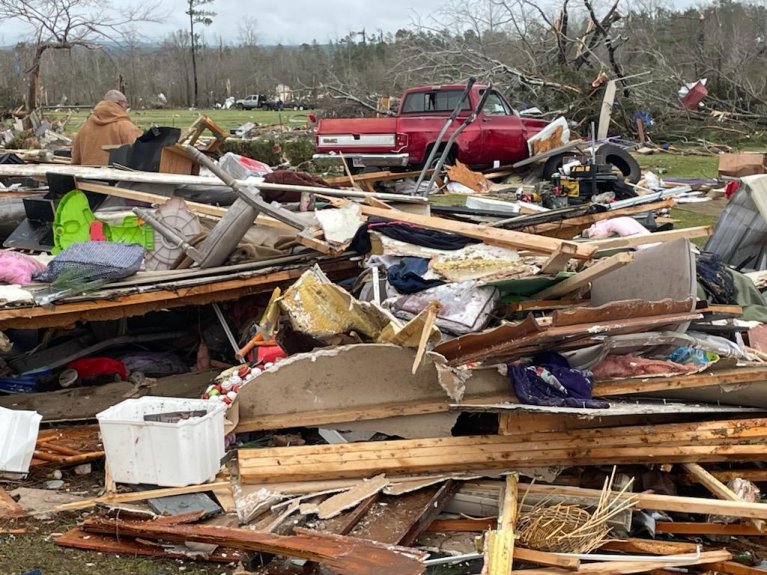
(587, 217), (651, 239)
(593, 354), (695, 379)
(0, 251), (47, 285)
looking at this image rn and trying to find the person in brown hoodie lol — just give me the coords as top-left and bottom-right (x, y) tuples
(71, 90), (143, 165)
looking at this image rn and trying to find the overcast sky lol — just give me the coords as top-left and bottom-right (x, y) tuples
(0, 0), (449, 46)
(176, 0), (446, 45)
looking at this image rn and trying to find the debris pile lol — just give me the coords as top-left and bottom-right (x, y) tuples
(0, 113), (767, 575)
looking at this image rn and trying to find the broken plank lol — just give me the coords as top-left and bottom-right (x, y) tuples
(322, 494), (381, 536)
(350, 487), (442, 545)
(655, 522), (767, 536)
(592, 367), (767, 397)
(235, 392), (513, 433)
(526, 200), (676, 235)
(600, 538), (700, 555)
(700, 562), (767, 575)
(683, 463), (753, 504)
(535, 253), (634, 299)
(541, 244), (580, 274)
(353, 203), (596, 259)
(427, 518), (495, 532)
(53, 481), (231, 512)
(0, 259), (358, 330)
(397, 480), (460, 546)
(484, 473), (519, 575)
(316, 474), (390, 520)
(524, 483), (767, 521)
(587, 226), (713, 252)
(513, 550), (730, 575)
(82, 518), (427, 575)
(56, 526), (240, 563)
(0, 487), (25, 519)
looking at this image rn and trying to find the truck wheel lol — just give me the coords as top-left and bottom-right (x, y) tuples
(595, 144), (641, 183)
(235, 103), (244, 110)
(423, 145), (457, 170)
(542, 152), (580, 180)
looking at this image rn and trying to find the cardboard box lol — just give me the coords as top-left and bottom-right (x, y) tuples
(718, 153), (767, 178)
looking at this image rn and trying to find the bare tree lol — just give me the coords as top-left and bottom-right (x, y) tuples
(0, 0), (162, 112)
(186, 0), (215, 108)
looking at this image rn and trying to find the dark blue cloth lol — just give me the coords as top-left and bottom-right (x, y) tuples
(508, 352), (609, 409)
(350, 219), (478, 255)
(387, 257), (445, 294)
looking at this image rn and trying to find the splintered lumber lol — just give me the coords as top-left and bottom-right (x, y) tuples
(655, 522), (767, 536)
(0, 487), (25, 519)
(484, 474), (519, 575)
(523, 482), (767, 520)
(523, 200), (676, 236)
(428, 518), (496, 532)
(600, 539), (700, 555)
(56, 527), (241, 563)
(513, 550), (731, 575)
(397, 480), (460, 546)
(82, 519), (427, 575)
(535, 253), (634, 299)
(316, 474), (389, 520)
(587, 226), (713, 252)
(593, 367), (767, 397)
(238, 417), (767, 486)
(683, 463), (754, 504)
(691, 562), (767, 575)
(434, 299), (698, 365)
(352, 203), (596, 259)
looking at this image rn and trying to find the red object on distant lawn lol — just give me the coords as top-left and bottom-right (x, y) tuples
(681, 81), (708, 110)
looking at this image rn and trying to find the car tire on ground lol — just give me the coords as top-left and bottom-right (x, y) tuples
(595, 143), (641, 183)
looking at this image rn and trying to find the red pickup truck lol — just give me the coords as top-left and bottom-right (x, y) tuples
(313, 83), (549, 170)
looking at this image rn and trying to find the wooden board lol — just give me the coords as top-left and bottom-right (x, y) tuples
(0, 259), (357, 330)
(587, 225), (713, 252)
(535, 253), (634, 298)
(349, 487), (441, 545)
(238, 417), (767, 487)
(56, 526), (241, 563)
(82, 518), (428, 575)
(655, 521), (767, 536)
(351, 203), (596, 259)
(0, 487), (25, 519)
(593, 367), (767, 397)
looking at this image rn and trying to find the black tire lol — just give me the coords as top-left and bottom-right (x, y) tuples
(595, 143), (641, 183)
(235, 103), (244, 110)
(422, 144), (457, 170)
(542, 152), (581, 180)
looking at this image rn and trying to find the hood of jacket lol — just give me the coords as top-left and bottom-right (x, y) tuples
(90, 100), (131, 126)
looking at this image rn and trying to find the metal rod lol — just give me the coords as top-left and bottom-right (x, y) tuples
(425, 83), (494, 195)
(212, 302), (246, 364)
(414, 77), (476, 194)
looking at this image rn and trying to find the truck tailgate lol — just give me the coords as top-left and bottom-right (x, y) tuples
(316, 118), (399, 151)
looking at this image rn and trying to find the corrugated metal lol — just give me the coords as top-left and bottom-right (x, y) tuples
(706, 174), (767, 270)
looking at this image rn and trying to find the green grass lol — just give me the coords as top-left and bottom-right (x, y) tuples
(634, 152), (718, 179)
(44, 107), (315, 136)
(0, 516), (231, 575)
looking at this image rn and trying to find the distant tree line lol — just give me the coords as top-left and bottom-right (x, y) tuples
(0, 0), (765, 141)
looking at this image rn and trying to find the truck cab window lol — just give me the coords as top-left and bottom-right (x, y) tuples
(402, 90), (472, 114)
(481, 91), (512, 116)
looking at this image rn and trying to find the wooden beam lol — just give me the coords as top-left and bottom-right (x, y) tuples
(351, 202), (596, 259)
(513, 550), (730, 575)
(655, 522), (767, 536)
(427, 518), (495, 532)
(397, 480), (460, 546)
(484, 474), (519, 575)
(586, 226), (713, 252)
(535, 253), (633, 299)
(235, 392), (513, 433)
(82, 519), (428, 575)
(600, 538), (700, 555)
(0, 259), (357, 330)
(593, 367), (767, 397)
(526, 200), (676, 235)
(541, 244), (580, 274)
(704, 562), (767, 575)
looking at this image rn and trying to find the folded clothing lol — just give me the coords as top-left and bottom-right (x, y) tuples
(34, 242), (145, 283)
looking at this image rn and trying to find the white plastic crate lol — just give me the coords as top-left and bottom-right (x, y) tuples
(0, 406), (42, 474)
(97, 397), (226, 487)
